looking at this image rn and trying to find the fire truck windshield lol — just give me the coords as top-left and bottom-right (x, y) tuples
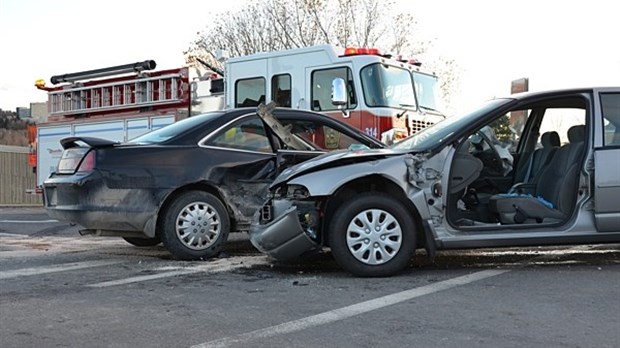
(412, 71), (442, 113)
(360, 63), (416, 109)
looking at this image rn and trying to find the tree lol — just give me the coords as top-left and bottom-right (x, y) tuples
(185, 0), (460, 111)
(490, 114), (513, 145)
(0, 108), (30, 146)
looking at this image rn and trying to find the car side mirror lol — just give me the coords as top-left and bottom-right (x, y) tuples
(331, 78), (350, 118)
(331, 78), (347, 107)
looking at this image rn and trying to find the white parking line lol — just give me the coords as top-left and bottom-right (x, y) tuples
(88, 269), (201, 287)
(87, 256), (271, 288)
(0, 219), (59, 223)
(0, 260), (123, 280)
(0, 232), (29, 238)
(191, 269), (509, 348)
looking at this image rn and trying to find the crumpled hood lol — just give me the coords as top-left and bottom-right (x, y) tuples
(272, 148), (407, 187)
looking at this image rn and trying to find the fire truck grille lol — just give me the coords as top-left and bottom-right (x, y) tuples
(410, 120), (435, 134)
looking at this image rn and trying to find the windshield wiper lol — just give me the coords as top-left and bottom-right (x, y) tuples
(420, 105), (447, 119)
(419, 105), (442, 114)
(396, 103), (417, 118)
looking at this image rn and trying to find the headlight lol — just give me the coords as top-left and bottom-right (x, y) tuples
(286, 184), (310, 199)
(381, 127), (408, 145)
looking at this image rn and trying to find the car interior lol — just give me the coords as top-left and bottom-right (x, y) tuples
(447, 96), (588, 228)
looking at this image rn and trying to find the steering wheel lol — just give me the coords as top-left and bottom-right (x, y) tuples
(473, 130), (507, 175)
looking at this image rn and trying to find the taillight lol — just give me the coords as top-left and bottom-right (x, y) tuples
(56, 148), (93, 174)
(77, 151), (96, 172)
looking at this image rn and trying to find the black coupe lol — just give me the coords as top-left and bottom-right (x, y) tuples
(43, 104), (384, 260)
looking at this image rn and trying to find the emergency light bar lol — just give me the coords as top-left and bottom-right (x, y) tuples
(342, 47), (382, 56)
(408, 58), (422, 67)
(342, 47), (422, 66)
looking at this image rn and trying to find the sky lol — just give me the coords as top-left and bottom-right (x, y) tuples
(1, 0), (618, 113)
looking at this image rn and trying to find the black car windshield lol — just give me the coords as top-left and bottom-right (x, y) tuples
(127, 112), (224, 144)
(391, 98), (512, 151)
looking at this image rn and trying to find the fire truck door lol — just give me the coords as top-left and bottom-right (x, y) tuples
(305, 66), (361, 133)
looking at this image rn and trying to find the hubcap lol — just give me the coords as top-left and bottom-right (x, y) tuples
(175, 201), (220, 250)
(346, 209), (402, 265)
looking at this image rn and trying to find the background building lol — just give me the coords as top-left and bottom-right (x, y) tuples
(16, 106), (30, 119)
(29, 102), (48, 123)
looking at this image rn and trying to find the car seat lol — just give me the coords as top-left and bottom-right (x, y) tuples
(489, 125), (585, 224)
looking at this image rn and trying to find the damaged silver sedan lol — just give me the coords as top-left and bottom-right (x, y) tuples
(250, 87), (620, 277)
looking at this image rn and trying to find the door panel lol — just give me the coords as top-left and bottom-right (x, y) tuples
(594, 149), (620, 231)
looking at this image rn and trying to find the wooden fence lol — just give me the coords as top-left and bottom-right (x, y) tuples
(0, 145), (42, 206)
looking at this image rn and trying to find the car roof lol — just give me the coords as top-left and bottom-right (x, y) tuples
(506, 86), (619, 101)
(152, 106), (383, 147)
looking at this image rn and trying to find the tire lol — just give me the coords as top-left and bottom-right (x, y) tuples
(160, 191), (230, 260)
(122, 236), (161, 247)
(328, 192), (417, 277)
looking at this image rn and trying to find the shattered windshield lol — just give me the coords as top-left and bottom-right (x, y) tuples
(391, 98), (511, 151)
(128, 112), (224, 144)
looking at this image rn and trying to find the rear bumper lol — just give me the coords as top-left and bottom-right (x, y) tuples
(43, 172), (159, 234)
(249, 199), (319, 260)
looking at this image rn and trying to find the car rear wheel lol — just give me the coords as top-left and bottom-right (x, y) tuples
(160, 191), (230, 260)
(328, 192), (417, 277)
(122, 236), (161, 247)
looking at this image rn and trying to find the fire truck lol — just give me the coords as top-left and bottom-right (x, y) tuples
(218, 44), (444, 142)
(31, 60), (200, 190)
(32, 44), (444, 190)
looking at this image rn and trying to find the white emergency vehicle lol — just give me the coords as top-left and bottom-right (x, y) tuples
(32, 45), (444, 190)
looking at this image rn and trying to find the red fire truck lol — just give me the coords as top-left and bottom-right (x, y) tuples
(220, 45), (445, 143)
(32, 45), (444, 190)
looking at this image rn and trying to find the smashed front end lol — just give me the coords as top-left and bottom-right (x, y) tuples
(249, 186), (322, 260)
(249, 146), (451, 262)
(249, 148), (423, 261)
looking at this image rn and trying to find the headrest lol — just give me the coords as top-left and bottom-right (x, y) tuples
(541, 131), (560, 147)
(568, 125), (585, 143)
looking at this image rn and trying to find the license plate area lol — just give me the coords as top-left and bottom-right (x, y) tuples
(45, 187), (58, 206)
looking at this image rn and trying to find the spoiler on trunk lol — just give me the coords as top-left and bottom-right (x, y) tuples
(60, 137), (119, 149)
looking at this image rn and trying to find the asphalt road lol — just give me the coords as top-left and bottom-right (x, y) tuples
(1, 207), (619, 348)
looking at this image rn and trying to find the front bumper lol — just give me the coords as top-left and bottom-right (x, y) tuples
(249, 199), (319, 260)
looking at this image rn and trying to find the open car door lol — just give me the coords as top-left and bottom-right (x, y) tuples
(594, 91), (620, 231)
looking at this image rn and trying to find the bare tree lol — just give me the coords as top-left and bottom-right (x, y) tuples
(423, 55), (461, 115)
(185, 0), (460, 112)
(186, 0), (420, 67)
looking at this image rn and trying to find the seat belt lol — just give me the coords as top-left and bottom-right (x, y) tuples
(523, 151), (535, 183)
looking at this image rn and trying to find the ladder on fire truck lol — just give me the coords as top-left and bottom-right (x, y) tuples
(47, 72), (185, 116)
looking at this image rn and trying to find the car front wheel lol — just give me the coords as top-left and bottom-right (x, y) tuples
(160, 191), (230, 260)
(328, 192), (417, 277)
